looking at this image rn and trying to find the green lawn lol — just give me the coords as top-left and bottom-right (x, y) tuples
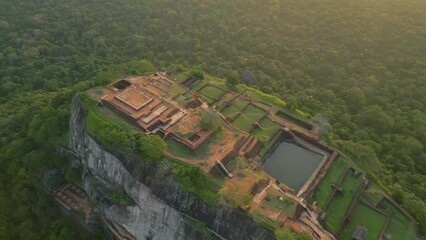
(360, 191), (384, 207)
(190, 79), (204, 91)
(166, 138), (210, 159)
(174, 94), (189, 105)
(263, 190), (297, 217)
(232, 114), (253, 132)
(243, 104), (266, 122)
(168, 83), (186, 97)
(225, 157), (238, 172)
(324, 170), (363, 233)
(339, 203), (387, 240)
(260, 117), (277, 128)
(98, 106), (140, 132)
(172, 72), (189, 83)
(199, 94), (216, 104)
(220, 105), (240, 119)
(199, 85), (225, 101)
(230, 97), (249, 110)
(310, 157), (347, 208)
(251, 118), (279, 143)
(381, 199), (418, 240)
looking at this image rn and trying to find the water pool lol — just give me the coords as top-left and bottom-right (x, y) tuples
(263, 142), (323, 191)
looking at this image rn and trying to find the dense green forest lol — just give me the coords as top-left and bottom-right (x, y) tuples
(0, 0), (425, 238)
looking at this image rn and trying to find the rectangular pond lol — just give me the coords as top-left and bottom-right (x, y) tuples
(263, 142), (324, 191)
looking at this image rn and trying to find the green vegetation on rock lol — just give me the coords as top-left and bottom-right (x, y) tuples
(107, 189), (135, 206)
(81, 93), (167, 162)
(137, 134), (167, 161)
(169, 159), (221, 205)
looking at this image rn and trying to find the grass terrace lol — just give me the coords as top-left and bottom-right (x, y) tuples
(168, 83), (187, 97)
(251, 118), (280, 143)
(380, 199), (418, 240)
(242, 104), (267, 122)
(220, 105), (240, 119)
(360, 191), (384, 207)
(171, 72), (189, 83)
(232, 114), (253, 132)
(230, 97), (249, 110)
(173, 94), (188, 105)
(166, 138), (210, 159)
(189, 78), (205, 91)
(339, 203), (387, 240)
(323, 169), (363, 233)
(199, 85), (226, 103)
(310, 157), (347, 208)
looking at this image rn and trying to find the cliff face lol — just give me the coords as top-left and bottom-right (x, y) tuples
(70, 96), (274, 240)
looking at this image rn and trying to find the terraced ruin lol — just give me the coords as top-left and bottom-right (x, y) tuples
(76, 71), (418, 240)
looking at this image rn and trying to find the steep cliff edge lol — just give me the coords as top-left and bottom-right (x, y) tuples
(69, 96), (275, 240)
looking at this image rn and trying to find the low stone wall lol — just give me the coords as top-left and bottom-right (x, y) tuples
(293, 131), (334, 154)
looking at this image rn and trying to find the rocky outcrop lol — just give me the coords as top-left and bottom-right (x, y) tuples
(240, 70), (257, 85)
(70, 96), (275, 240)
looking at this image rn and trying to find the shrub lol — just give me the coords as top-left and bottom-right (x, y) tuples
(137, 134), (167, 161)
(191, 66), (204, 79)
(81, 94), (135, 154)
(107, 189), (134, 206)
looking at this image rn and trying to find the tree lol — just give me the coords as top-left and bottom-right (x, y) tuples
(200, 109), (220, 131)
(138, 134), (167, 161)
(360, 105), (394, 133)
(403, 194), (426, 232)
(287, 96), (299, 111)
(226, 75), (238, 89)
(391, 184), (405, 203)
(191, 66), (204, 79)
(128, 59), (156, 75)
(345, 87), (366, 111)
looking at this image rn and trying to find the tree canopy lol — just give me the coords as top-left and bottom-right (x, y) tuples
(138, 134), (167, 161)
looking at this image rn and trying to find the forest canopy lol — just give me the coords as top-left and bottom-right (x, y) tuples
(0, 0), (425, 237)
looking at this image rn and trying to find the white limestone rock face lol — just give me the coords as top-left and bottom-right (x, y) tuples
(70, 98), (188, 240)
